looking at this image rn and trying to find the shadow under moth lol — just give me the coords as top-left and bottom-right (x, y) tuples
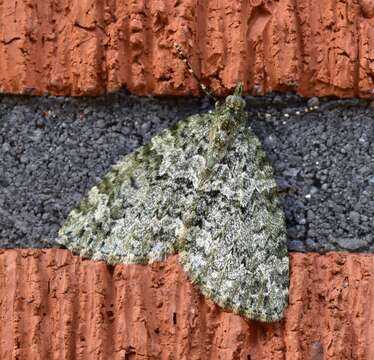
(58, 58), (289, 322)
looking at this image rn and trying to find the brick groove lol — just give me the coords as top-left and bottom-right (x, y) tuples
(0, 0), (374, 97)
(0, 250), (373, 359)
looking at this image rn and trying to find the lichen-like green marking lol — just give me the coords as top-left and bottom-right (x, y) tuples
(58, 84), (289, 322)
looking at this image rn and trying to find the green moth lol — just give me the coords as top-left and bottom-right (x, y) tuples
(57, 84), (289, 322)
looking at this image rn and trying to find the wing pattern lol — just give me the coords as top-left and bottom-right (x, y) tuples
(179, 129), (288, 322)
(58, 113), (211, 264)
(58, 104), (288, 322)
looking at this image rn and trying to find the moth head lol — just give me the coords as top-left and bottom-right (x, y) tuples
(225, 95), (246, 112)
(224, 83), (246, 112)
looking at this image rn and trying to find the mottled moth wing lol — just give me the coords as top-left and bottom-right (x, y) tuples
(179, 127), (289, 322)
(58, 93), (289, 322)
(58, 113), (212, 264)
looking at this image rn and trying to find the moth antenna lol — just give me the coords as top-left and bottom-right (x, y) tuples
(175, 44), (217, 102)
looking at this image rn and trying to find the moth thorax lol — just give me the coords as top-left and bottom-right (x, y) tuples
(225, 95), (246, 112)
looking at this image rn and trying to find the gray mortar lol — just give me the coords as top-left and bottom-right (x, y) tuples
(0, 91), (373, 252)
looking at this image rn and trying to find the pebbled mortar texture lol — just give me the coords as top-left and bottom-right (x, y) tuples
(0, 91), (373, 252)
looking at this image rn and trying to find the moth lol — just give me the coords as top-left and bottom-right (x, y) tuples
(57, 51), (289, 322)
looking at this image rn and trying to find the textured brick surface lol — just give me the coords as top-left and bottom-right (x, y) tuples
(0, 250), (373, 359)
(1, 0), (374, 97)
